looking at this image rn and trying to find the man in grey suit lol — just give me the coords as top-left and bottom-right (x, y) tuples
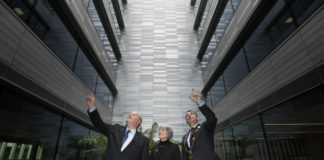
(86, 91), (149, 160)
(181, 89), (220, 160)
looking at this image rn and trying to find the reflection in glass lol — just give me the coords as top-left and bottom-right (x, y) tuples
(55, 118), (90, 160)
(205, 0), (320, 107)
(40, 3), (79, 69)
(107, 0), (121, 36)
(289, 0), (319, 24)
(85, 130), (106, 160)
(223, 49), (248, 92)
(230, 0), (240, 11)
(201, 0), (239, 69)
(83, 0), (119, 69)
(95, 75), (111, 106)
(0, 86), (61, 160)
(243, 0), (279, 71)
(0, 142), (36, 160)
(0, 85), (106, 159)
(208, 75), (226, 107)
(74, 48), (98, 92)
(215, 131), (226, 160)
(232, 116), (269, 160)
(201, 33), (217, 70)
(4, 0), (33, 21)
(197, 0), (213, 39)
(4, 0), (114, 108)
(262, 88), (324, 160)
(224, 127), (237, 160)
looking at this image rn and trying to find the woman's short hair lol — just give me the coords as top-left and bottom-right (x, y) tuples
(159, 125), (173, 140)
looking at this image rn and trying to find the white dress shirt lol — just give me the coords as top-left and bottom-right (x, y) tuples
(186, 101), (204, 148)
(88, 109), (137, 151)
(121, 128), (136, 151)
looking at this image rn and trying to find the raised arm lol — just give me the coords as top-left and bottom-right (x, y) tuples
(86, 91), (112, 134)
(189, 89), (217, 132)
(199, 104), (217, 132)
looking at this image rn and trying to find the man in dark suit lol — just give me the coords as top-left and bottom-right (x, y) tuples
(86, 91), (149, 160)
(181, 89), (220, 160)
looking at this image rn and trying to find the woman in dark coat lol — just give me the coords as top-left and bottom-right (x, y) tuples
(150, 125), (181, 160)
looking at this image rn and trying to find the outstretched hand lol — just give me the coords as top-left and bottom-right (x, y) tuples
(189, 88), (201, 105)
(86, 91), (96, 109)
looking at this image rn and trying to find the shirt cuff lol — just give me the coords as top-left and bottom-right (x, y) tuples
(198, 101), (205, 107)
(88, 108), (96, 113)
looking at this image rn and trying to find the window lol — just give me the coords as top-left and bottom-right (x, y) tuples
(0, 86), (61, 159)
(205, 0), (321, 106)
(262, 88), (324, 159)
(232, 115), (270, 160)
(223, 49), (248, 92)
(5, 0), (114, 108)
(224, 127), (237, 160)
(214, 131), (226, 160)
(0, 84), (105, 160)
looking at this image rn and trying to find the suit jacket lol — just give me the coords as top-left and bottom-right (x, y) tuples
(150, 140), (180, 160)
(88, 109), (149, 160)
(181, 104), (220, 160)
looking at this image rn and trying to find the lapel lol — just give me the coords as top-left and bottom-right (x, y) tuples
(122, 131), (140, 152)
(187, 123), (201, 147)
(119, 126), (127, 149)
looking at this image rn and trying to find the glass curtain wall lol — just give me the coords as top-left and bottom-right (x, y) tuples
(107, 0), (121, 36)
(214, 87), (324, 160)
(232, 116), (269, 160)
(197, 0), (213, 39)
(205, 0), (322, 107)
(224, 127), (237, 160)
(201, 0), (241, 69)
(215, 131), (226, 160)
(0, 85), (103, 160)
(82, 0), (119, 70)
(193, 0), (201, 12)
(4, 0), (112, 106)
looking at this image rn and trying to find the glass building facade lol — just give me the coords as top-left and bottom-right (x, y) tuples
(4, 0), (113, 107)
(0, 85), (102, 160)
(214, 87), (324, 160)
(197, 0), (213, 39)
(82, 0), (119, 70)
(201, 0), (241, 69)
(205, 0), (322, 107)
(1, 0), (324, 159)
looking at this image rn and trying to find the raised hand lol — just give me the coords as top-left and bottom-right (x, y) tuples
(86, 91), (96, 109)
(189, 88), (201, 105)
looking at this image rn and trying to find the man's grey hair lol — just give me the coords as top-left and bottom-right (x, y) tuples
(138, 115), (142, 128)
(160, 125), (173, 140)
(186, 110), (198, 117)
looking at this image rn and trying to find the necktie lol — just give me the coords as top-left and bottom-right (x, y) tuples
(121, 130), (131, 147)
(189, 128), (195, 147)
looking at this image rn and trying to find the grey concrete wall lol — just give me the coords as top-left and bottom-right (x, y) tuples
(212, 5), (324, 123)
(0, 2), (112, 124)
